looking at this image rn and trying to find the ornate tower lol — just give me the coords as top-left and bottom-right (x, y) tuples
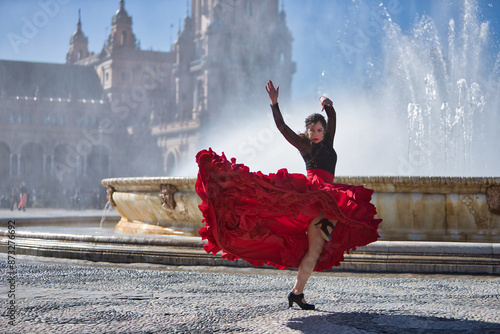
(107, 0), (137, 52)
(270, 7), (295, 101)
(179, 0), (296, 123)
(66, 10), (89, 64)
(174, 14), (196, 121)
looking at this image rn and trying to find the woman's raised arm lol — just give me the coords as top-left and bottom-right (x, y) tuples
(266, 80), (307, 154)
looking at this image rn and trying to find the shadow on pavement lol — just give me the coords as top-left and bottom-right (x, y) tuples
(287, 311), (500, 334)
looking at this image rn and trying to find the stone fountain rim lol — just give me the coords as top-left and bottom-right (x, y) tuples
(101, 175), (500, 193)
(101, 176), (197, 192)
(102, 175), (500, 183)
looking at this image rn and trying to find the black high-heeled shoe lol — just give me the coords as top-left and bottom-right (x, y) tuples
(287, 292), (315, 310)
(316, 218), (335, 241)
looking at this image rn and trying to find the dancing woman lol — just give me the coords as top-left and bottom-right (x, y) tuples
(195, 80), (381, 310)
(267, 80), (340, 309)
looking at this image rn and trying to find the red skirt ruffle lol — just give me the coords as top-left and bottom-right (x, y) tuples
(195, 148), (382, 271)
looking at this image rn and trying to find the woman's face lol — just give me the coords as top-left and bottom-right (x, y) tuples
(307, 121), (325, 143)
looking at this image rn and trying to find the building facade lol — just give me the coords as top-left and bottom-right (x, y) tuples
(155, 0), (296, 172)
(0, 60), (116, 208)
(0, 0), (294, 208)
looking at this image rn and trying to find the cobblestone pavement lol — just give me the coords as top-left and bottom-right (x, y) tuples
(1, 255), (499, 334)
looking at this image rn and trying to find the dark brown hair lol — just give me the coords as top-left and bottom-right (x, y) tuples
(305, 113), (327, 131)
(298, 113), (327, 146)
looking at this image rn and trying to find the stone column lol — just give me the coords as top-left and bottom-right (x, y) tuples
(43, 155), (46, 176)
(76, 156), (80, 176)
(83, 156), (87, 177)
(108, 155), (112, 176)
(9, 154), (13, 176)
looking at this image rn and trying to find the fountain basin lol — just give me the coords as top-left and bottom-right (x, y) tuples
(102, 176), (500, 242)
(102, 177), (203, 236)
(362, 176), (500, 242)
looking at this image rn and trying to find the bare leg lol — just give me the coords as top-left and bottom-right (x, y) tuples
(291, 214), (326, 302)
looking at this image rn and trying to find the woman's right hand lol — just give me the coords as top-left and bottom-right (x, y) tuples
(266, 80), (279, 105)
(320, 96), (333, 111)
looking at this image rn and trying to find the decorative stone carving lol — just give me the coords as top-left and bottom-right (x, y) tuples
(106, 186), (116, 207)
(486, 185), (500, 214)
(160, 184), (178, 210)
(461, 195), (488, 229)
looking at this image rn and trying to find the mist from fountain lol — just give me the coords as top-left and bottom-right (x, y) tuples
(376, 0), (499, 176)
(182, 0), (499, 179)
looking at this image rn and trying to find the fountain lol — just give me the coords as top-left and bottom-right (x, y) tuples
(101, 0), (500, 243)
(102, 177), (203, 236)
(102, 175), (500, 243)
(376, 0), (500, 177)
(94, 174), (498, 274)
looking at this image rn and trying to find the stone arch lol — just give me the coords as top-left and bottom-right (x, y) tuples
(20, 142), (44, 185)
(0, 142), (10, 182)
(164, 148), (178, 176)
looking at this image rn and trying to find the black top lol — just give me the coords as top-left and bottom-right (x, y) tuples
(271, 103), (337, 175)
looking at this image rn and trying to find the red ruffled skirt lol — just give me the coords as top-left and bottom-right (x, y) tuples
(195, 148), (382, 271)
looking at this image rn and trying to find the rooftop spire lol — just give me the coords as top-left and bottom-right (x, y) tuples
(77, 9), (82, 31)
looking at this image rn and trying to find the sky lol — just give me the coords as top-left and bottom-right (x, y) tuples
(1, 0), (499, 101)
(1, 0), (499, 177)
